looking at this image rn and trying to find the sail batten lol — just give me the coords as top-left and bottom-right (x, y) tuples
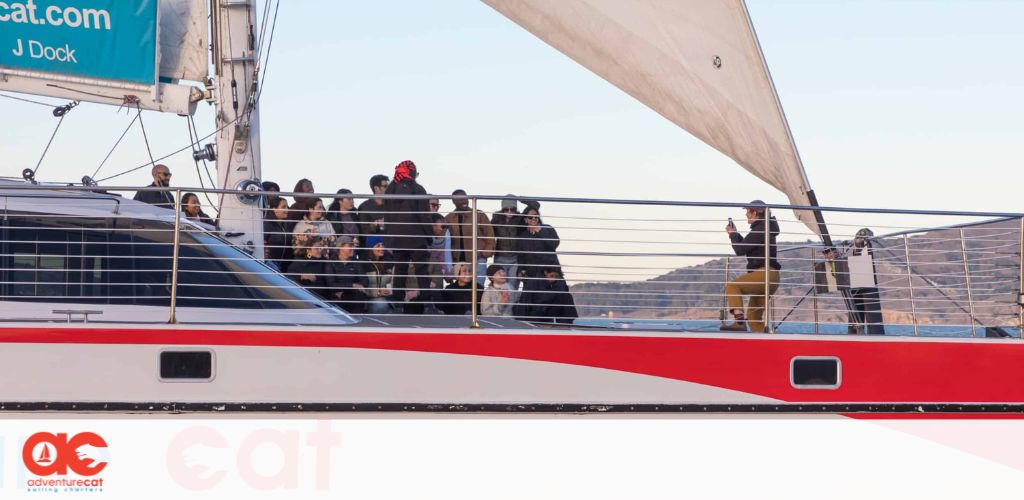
(483, 0), (820, 234)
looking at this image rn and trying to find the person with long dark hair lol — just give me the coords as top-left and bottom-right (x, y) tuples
(264, 197), (293, 272)
(327, 188), (360, 248)
(292, 197), (336, 253)
(181, 192), (215, 226)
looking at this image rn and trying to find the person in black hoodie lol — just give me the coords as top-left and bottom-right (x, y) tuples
(289, 236), (331, 301)
(264, 197), (293, 272)
(383, 160), (432, 305)
(516, 266), (577, 324)
(721, 200), (782, 333)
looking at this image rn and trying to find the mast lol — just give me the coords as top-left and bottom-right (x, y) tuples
(211, 0), (263, 256)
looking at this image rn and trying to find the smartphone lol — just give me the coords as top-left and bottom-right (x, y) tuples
(727, 217), (734, 228)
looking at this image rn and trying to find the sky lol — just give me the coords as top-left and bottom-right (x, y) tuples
(1, 0), (1022, 277)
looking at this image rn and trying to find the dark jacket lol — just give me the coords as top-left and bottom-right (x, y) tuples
(133, 184), (175, 210)
(517, 277), (577, 324)
(264, 218), (292, 269)
(357, 198), (387, 236)
(328, 209), (360, 240)
(491, 212), (523, 260)
(439, 281), (481, 316)
(289, 258), (332, 300)
(383, 179), (432, 252)
(729, 216), (781, 271)
(326, 259), (369, 314)
(517, 222), (561, 278)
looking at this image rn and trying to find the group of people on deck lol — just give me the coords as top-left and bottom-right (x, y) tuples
(257, 161), (576, 323)
(133, 163), (883, 333)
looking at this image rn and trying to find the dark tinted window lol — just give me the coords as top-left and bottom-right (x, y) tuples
(791, 357), (840, 387)
(2, 214), (325, 310)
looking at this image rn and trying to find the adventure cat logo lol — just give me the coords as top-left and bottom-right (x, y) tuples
(21, 432), (108, 493)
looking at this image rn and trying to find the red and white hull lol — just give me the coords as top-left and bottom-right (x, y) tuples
(3, 324), (1022, 414)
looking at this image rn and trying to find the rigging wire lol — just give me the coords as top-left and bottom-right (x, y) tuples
(189, 114), (219, 189)
(31, 101), (78, 178)
(92, 112), (140, 179)
(254, 0), (280, 105)
(0, 92), (55, 107)
(134, 105), (158, 172)
(185, 115), (218, 209)
(96, 116), (238, 183)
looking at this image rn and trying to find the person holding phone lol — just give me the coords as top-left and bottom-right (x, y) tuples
(720, 200), (782, 333)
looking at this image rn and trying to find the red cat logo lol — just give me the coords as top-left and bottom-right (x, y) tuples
(22, 432), (109, 476)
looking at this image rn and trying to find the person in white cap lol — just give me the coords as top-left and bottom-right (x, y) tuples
(721, 200), (782, 333)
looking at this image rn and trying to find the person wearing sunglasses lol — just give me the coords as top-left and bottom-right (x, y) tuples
(490, 195), (539, 294)
(132, 164), (175, 210)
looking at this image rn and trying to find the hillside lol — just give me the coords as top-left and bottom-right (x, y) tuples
(571, 219), (1021, 328)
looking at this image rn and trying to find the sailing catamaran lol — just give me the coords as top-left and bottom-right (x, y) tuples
(0, 0), (1022, 414)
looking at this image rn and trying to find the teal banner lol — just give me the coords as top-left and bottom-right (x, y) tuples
(0, 0), (157, 85)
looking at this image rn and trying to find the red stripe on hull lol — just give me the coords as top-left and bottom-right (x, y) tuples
(2, 327), (1022, 404)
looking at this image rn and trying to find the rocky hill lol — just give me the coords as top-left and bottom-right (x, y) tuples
(571, 219), (1021, 328)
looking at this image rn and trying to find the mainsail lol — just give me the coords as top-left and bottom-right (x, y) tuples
(483, 0), (822, 235)
(159, 0), (209, 83)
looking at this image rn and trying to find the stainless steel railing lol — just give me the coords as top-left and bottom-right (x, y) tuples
(0, 182), (1021, 336)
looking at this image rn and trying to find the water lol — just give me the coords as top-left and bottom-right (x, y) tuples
(574, 318), (1022, 338)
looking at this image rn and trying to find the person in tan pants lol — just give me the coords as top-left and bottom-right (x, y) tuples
(721, 201), (782, 333)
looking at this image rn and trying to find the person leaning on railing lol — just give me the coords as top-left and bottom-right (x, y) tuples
(720, 200), (781, 333)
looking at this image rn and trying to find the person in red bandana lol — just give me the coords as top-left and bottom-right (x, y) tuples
(383, 160), (432, 309)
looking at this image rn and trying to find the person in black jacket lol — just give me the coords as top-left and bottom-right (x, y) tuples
(491, 196), (539, 294)
(517, 207), (560, 278)
(516, 266), (577, 324)
(132, 164), (175, 209)
(327, 188), (360, 247)
(439, 262), (480, 315)
(721, 200), (782, 333)
(384, 160), (432, 305)
(327, 236), (369, 314)
(289, 237), (331, 301)
(264, 197), (293, 272)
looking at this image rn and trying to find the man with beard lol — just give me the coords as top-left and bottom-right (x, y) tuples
(133, 164), (175, 209)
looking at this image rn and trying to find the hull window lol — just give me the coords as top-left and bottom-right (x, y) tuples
(160, 350), (214, 381)
(791, 357), (841, 389)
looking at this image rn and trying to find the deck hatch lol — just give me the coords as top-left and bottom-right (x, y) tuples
(791, 357), (841, 389)
(160, 350), (214, 381)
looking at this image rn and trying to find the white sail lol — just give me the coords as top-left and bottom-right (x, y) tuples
(483, 0), (821, 234)
(159, 0), (209, 82)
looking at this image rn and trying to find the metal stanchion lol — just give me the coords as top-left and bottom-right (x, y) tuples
(810, 247), (819, 335)
(763, 207), (773, 333)
(903, 234), (918, 336)
(471, 197), (480, 328)
(169, 188), (182, 324)
(959, 228), (977, 337)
